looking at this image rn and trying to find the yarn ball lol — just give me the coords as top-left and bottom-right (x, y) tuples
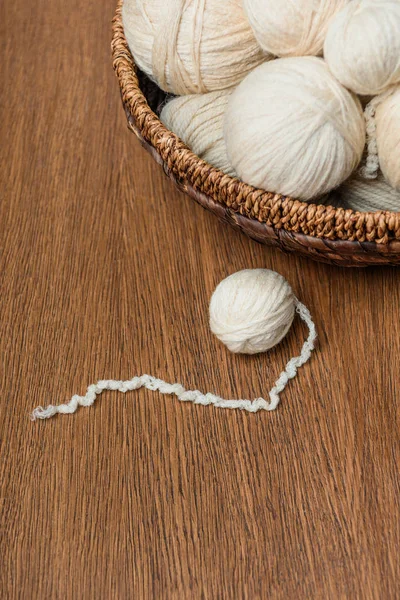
(324, 0), (400, 96)
(122, 0), (268, 95)
(224, 57), (366, 201)
(243, 0), (349, 57)
(329, 173), (400, 212)
(209, 269), (295, 355)
(376, 88), (400, 191)
(160, 91), (236, 176)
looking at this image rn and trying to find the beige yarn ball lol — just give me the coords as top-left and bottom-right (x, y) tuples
(224, 57), (366, 201)
(243, 0), (349, 57)
(329, 173), (400, 212)
(376, 88), (400, 191)
(160, 91), (236, 176)
(209, 269), (295, 355)
(122, 0), (268, 95)
(324, 0), (400, 96)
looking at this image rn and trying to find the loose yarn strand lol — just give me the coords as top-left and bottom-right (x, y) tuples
(361, 87), (397, 180)
(268, 299), (317, 410)
(31, 301), (316, 421)
(361, 98), (381, 180)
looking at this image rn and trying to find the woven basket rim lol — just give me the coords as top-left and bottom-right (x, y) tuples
(111, 0), (400, 245)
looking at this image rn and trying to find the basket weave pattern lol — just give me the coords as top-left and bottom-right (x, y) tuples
(111, 1), (400, 266)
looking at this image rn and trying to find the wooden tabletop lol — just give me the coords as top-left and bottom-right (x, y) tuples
(1, 0), (399, 598)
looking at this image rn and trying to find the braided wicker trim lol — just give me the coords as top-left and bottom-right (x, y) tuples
(111, 0), (400, 244)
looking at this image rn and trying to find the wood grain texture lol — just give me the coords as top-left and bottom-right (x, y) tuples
(0, 1), (399, 598)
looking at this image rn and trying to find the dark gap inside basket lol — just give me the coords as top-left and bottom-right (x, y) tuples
(137, 69), (171, 116)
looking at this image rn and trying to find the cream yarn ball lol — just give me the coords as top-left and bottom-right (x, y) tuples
(324, 0), (400, 96)
(160, 91), (236, 176)
(330, 173), (400, 212)
(376, 88), (400, 191)
(209, 269), (295, 355)
(224, 57), (366, 201)
(243, 0), (349, 57)
(122, 0), (268, 95)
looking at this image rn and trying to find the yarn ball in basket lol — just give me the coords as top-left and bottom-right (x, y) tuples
(331, 173), (400, 212)
(122, 0), (267, 95)
(160, 90), (236, 176)
(243, 0), (349, 57)
(324, 0), (400, 96)
(209, 269), (295, 355)
(224, 57), (366, 201)
(376, 87), (400, 191)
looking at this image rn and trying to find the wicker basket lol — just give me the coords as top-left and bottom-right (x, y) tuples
(111, 1), (400, 267)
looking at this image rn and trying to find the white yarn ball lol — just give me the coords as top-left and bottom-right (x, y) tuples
(376, 87), (400, 191)
(209, 269), (295, 355)
(329, 173), (400, 212)
(122, 0), (268, 95)
(243, 0), (349, 57)
(324, 0), (400, 96)
(224, 57), (366, 201)
(160, 91), (236, 176)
